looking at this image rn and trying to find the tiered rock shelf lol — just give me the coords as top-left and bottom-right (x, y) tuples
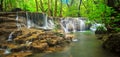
(0, 12), (74, 57)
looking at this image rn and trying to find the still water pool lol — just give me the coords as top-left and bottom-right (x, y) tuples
(31, 31), (118, 57)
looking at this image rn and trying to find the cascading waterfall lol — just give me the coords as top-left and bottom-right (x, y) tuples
(44, 14), (48, 29)
(4, 48), (11, 54)
(60, 20), (69, 33)
(16, 12), (21, 30)
(72, 20), (76, 32)
(79, 19), (85, 31)
(7, 31), (14, 41)
(26, 12), (32, 29)
(60, 17), (86, 33)
(47, 20), (55, 29)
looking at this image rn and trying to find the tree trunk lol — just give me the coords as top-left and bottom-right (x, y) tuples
(50, 0), (53, 16)
(107, 0), (115, 7)
(35, 0), (38, 12)
(54, 0), (57, 17)
(48, 0), (51, 16)
(40, 0), (45, 12)
(0, 0), (3, 11)
(78, 0), (82, 17)
(60, 0), (63, 17)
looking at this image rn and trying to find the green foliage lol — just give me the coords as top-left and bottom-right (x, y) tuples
(2, 0), (113, 19)
(2, 0), (118, 31)
(96, 25), (107, 32)
(115, 28), (120, 32)
(95, 24), (107, 34)
(85, 20), (92, 25)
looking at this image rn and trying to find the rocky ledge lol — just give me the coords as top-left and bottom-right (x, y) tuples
(96, 32), (120, 54)
(0, 12), (74, 57)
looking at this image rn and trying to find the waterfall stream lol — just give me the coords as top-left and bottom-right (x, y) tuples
(16, 12), (21, 30)
(7, 31), (14, 41)
(60, 17), (86, 33)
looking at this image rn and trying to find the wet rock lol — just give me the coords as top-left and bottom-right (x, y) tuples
(0, 12), (75, 57)
(5, 52), (32, 57)
(65, 34), (75, 41)
(47, 39), (58, 46)
(31, 42), (48, 52)
(102, 32), (120, 53)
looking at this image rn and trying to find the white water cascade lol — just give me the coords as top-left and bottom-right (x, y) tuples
(26, 12), (33, 29)
(79, 19), (85, 31)
(7, 31), (14, 41)
(60, 17), (86, 33)
(4, 48), (11, 54)
(16, 12), (21, 30)
(47, 20), (55, 29)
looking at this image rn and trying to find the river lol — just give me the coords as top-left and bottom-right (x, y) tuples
(31, 31), (118, 57)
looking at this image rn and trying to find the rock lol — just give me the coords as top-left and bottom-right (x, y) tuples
(5, 52), (32, 57)
(31, 43), (48, 52)
(102, 32), (120, 53)
(65, 34), (75, 41)
(0, 12), (73, 57)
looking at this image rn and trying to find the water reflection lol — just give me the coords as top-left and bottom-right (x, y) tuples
(31, 31), (118, 57)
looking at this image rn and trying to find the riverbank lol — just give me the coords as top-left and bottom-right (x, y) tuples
(96, 32), (120, 55)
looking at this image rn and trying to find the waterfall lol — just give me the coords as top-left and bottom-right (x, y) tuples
(26, 12), (32, 29)
(4, 48), (11, 54)
(72, 20), (76, 32)
(60, 23), (69, 33)
(7, 31), (14, 41)
(60, 17), (87, 33)
(79, 19), (85, 31)
(60, 20), (69, 33)
(47, 20), (55, 29)
(44, 14), (48, 29)
(16, 12), (21, 30)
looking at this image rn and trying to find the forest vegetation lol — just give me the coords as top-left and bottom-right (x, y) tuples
(0, 0), (120, 32)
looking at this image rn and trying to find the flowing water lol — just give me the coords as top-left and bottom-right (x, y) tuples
(60, 18), (86, 33)
(7, 31), (14, 41)
(26, 12), (32, 29)
(79, 20), (85, 31)
(30, 31), (118, 57)
(16, 12), (22, 30)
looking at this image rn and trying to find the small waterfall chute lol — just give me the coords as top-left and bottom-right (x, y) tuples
(60, 22), (69, 33)
(7, 31), (14, 41)
(16, 12), (22, 30)
(26, 12), (32, 29)
(47, 20), (55, 29)
(4, 48), (11, 54)
(79, 19), (85, 31)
